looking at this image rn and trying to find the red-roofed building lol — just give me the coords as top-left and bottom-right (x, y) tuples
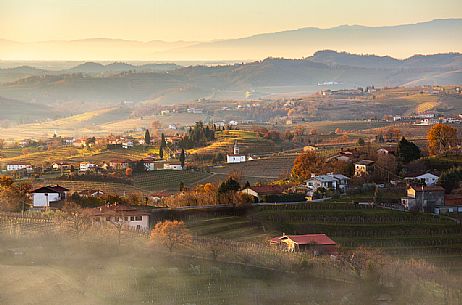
(110, 160), (132, 170)
(87, 204), (150, 231)
(401, 185), (445, 212)
(241, 185), (286, 202)
(270, 233), (337, 254)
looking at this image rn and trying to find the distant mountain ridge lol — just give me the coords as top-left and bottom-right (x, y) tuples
(0, 19), (461, 60)
(67, 62), (181, 73)
(154, 18), (462, 60)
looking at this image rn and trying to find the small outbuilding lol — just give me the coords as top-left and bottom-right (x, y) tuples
(270, 233), (337, 255)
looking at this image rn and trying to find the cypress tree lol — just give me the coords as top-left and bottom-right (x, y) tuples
(144, 129), (151, 145)
(179, 148), (185, 168)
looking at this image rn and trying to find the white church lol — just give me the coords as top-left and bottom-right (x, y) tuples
(226, 140), (246, 163)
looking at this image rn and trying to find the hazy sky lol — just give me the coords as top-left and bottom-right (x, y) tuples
(1, 0), (461, 42)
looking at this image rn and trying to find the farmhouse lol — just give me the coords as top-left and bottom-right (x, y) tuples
(88, 204), (150, 231)
(241, 185), (286, 202)
(163, 162), (183, 170)
(354, 160), (375, 177)
(405, 173), (439, 186)
(52, 162), (73, 172)
(80, 162), (97, 172)
(78, 189), (105, 198)
(401, 185), (445, 212)
(110, 160), (131, 170)
(141, 158), (157, 171)
(270, 234), (337, 254)
(226, 141), (246, 164)
(377, 147), (396, 155)
(31, 185), (69, 208)
(6, 162), (33, 173)
(305, 173), (349, 193)
(122, 141), (134, 149)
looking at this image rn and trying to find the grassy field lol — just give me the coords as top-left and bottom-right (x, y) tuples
(0, 146), (91, 167)
(35, 180), (145, 195)
(0, 107), (206, 140)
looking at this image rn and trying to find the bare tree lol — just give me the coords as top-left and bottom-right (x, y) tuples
(150, 220), (192, 252)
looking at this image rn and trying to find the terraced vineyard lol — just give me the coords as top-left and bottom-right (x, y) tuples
(188, 130), (282, 155)
(133, 170), (212, 192)
(68, 147), (156, 163)
(210, 153), (297, 184)
(253, 202), (462, 271)
(36, 180), (145, 195)
(184, 201), (462, 272)
(186, 216), (269, 242)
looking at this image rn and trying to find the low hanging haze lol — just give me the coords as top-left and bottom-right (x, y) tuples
(1, 0), (461, 61)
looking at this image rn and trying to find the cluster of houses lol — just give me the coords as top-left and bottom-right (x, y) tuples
(28, 183), (338, 255)
(389, 113), (462, 126)
(4, 156), (184, 177)
(77, 157), (184, 173)
(28, 185), (151, 231)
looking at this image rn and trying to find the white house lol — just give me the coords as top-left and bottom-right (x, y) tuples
(142, 159), (156, 171)
(122, 141), (134, 149)
(80, 162), (97, 172)
(31, 185), (69, 208)
(109, 160), (131, 170)
(305, 173), (350, 193)
(405, 173), (439, 186)
(7, 162), (33, 173)
(354, 160), (375, 177)
(226, 141), (246, 164)
(163, 163), (183, 170)
(88, 204), (150, 231)
(52, 162), (73, 171)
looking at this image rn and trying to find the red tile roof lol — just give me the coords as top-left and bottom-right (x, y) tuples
(445, 195), (462, 206)
(248, 185), (286, 195)
(411, 185), (445, 192)
(271, 234), (336, 246)
(87, 204), (150, 216)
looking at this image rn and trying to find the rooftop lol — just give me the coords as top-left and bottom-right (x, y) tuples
(271, 234), (336, 246)
(31, 185), (69, 193)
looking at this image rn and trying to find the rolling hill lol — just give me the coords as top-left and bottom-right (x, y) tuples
(0, 51), (461, 105)
(0, 96), (55, 122)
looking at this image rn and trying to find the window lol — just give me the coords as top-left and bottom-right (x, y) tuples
(135, 216), (142, 221)
(136, 225), (141, 230)
(106, 217), (111, 221)
(130, 216), (135, 221)
(124, 216), (129, 221)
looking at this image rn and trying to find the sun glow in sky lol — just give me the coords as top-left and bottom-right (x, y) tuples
(1, 0), (461, 42)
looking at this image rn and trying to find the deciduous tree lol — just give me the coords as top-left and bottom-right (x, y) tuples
(427, 123), (458, 155)
(150, 220), (192, 252)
